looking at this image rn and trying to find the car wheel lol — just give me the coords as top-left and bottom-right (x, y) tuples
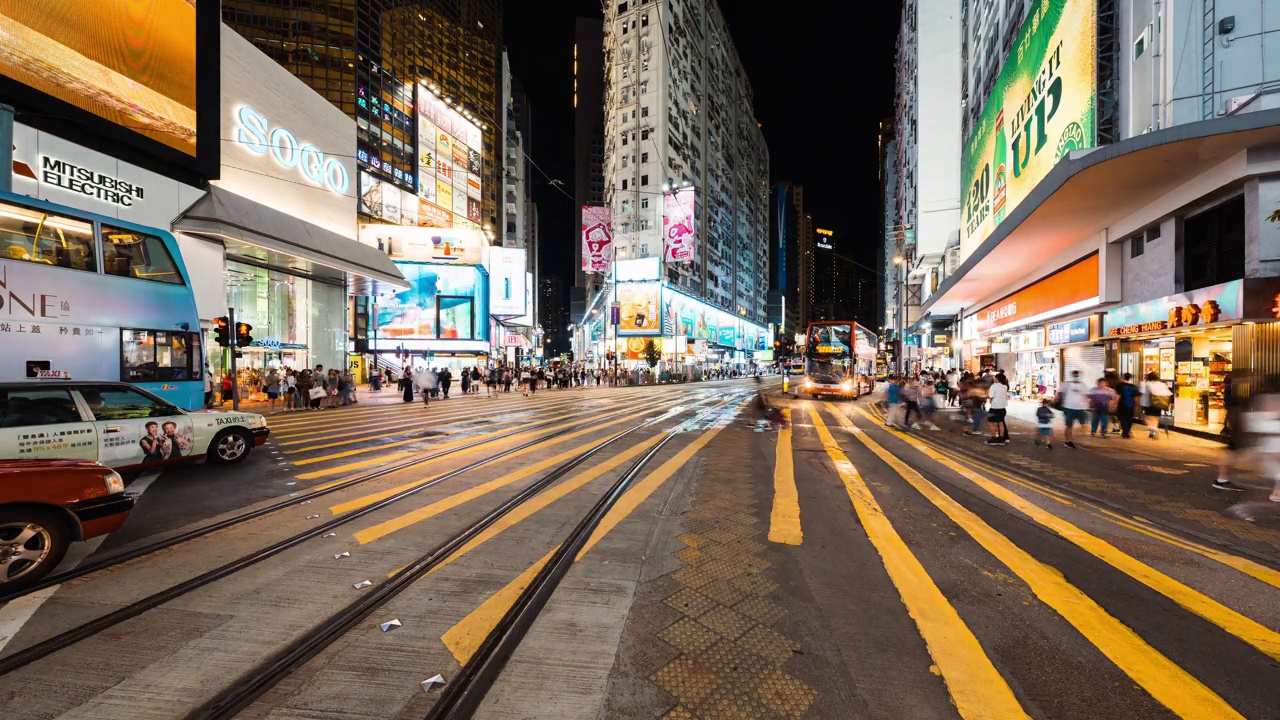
(208, 429), (252, 464)
(0, 508), (69, 592)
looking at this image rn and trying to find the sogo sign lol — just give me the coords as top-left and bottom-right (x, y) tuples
(235, 106), (350, 194)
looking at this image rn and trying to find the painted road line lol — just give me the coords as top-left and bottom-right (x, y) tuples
(442, 418), (730, 666)
(852, 405), (1280, 663)
(944, 447), (1280, 593)
(807, 406), (1029, 720)
(768, 408), (802, 545)
(835, 404), (1245, 720)
(330, 397), (690, 515)
(354, 423), (648, 543)
(389, 434), (668, 579)
(862, 405), (1280, 591)
(295, 452), (419, 482)
(270, 396), (582, 440)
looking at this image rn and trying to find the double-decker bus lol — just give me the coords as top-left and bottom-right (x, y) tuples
(0, 191), (205, 409)
(802, 321), (878, 398)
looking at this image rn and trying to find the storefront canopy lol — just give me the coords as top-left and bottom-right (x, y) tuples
(922, 108), (1280, 319)
(173, 186), (408, 289)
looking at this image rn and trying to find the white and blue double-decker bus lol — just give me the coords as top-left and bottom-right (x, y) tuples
(0, 191), (205, 409)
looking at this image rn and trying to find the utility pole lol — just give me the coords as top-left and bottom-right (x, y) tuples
(0, 104), (14, 193)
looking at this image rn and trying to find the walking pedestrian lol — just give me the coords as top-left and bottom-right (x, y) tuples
(885, 376), (904, 428)
(440, 367), (452, 398)
(903, 377), (921, 429)
(1057, 370), (1090, 448)
(400, 365), (414, 403)
(461, 368), (471, 396)
(1034, 398), (1055, 449)
(1088, 378), (1116, 437)
(1139, 372), (1172, 439)
(414, 365), (431, 407)
(503, 368), (513, 393)
(1116, 373), (1139, 438)
(985, 373), (1010, 445)
(265, 368), (281, 414)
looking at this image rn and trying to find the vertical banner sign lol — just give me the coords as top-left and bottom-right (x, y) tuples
(959, 0), (1097, 259)
(582, 205), (614, 274)
(662, 186), (697, 262)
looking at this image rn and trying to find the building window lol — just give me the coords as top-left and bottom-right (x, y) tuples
(641, 152), (649, 163)
(641, 129), (650, 140)
(641, 105), (649, 117)
(641, 175), (649, 186)
(622, 156), (628, 168)
(621, 133), (628, 146)
(622, 23), (628, 34)
(641, 197), (649, 209)
(641, 243), (649, 256)
(640, 220), (649, 230)
(617, 2), (627, 12)
(1146, 225), (1161, 242)
(1130, 234), (1145, 258)
(640, 81), (648, 94)
(642, 12), (649, 26)
(622, 179), (629, 190)
(621, 200), (630, 212)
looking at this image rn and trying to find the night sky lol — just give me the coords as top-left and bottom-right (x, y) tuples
(502, 1), (904, 305)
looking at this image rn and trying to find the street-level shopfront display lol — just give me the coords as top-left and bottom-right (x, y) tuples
(1103, 278), (1280, 435)
(1011, 329), (1054, 398)
(224, 261), (347, 375)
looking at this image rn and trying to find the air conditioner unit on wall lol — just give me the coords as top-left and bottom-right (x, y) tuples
(1226, 94), (1256, 115)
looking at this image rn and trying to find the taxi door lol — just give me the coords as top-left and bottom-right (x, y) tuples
(0, 387), (98, 462)
(75, 385), (195, 469)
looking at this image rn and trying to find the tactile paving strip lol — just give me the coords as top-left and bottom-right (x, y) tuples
(649, 430), (817, 719)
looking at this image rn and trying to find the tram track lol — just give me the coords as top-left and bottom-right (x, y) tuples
(0, 386), (698, 605)
(0, 392), (717, 674)
(184, 393), (746, 720)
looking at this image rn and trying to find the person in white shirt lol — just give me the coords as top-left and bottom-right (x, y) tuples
(1139, 372), (1172, 440)
(1057, 370), (1090, 449)
(986, 373), (1010, 445)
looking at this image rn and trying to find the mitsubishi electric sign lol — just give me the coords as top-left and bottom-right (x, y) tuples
(959, 0), (1097, 259)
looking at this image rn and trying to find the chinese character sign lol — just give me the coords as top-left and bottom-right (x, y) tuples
(662, 187), (696, 262)
(582, 206), (613, 274)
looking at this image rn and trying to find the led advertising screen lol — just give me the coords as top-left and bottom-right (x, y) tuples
(581, 206), (613, 274)
(661, 289), (767, 349)
(375, 263), (488, 340)
(417, 85), (484, 230)
(616, 283), (662, 336)
(0, 1), (198, 156)
(662, 187), (697, 262)
(959, 0), (1096, 258)
(359, 224), (485, 265)
(486, 246), (528, 317)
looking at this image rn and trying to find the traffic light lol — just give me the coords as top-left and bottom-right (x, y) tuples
(235, 322), (254, 347)
(213, 316), (231, 346)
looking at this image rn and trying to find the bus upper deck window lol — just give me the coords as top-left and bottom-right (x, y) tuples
(101, 226), (184, 285)
(0, 201), (96, 272)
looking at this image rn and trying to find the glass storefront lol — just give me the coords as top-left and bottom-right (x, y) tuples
(213, 261), (347, 389)
(1117, 328), (1232, 434)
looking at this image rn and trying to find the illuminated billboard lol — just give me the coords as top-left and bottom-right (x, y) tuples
(616, 283), (662, 336)
(358, 224), (485, 265)
(581, 206), (613, 274)
(0, 1), (198, 156)
(662, 187), (697, 262)
(486, 246), (528, 317)
(960, 0), (1096, 257)
(417, 86), (484, 229)
(661, 289), (768, 350)
(375, 263), (488, 341)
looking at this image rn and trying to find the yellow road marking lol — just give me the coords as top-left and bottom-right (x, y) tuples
(442, 550), (554, 664)
(807, 406), (1028, 720)
(294, 452), (418, 482)
(768, 409), (802, 545)
(904, 431), (1280, 592)
(272, 396), (583, 441)
(355, 423), (642, 543)
(836, 404), (1245, 720)
(330, 399), (688, 515)
(442, 418), (729, 666)
(853, 405), (1280, 662)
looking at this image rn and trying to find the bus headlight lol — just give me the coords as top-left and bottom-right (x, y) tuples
(841, 379), (853, 392)
(804, 378), (812, 388)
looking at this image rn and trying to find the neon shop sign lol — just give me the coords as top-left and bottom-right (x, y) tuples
(235, 106), (351, 195)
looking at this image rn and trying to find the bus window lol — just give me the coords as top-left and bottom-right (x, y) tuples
(122, 329), (198, 382)
(0, 200), (96, 272)
(101, 226), (184, 284)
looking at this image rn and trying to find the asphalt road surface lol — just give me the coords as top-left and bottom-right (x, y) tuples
(1, 378), (1277, 720)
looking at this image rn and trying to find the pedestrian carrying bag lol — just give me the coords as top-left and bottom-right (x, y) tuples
(308, 387), (326, 400)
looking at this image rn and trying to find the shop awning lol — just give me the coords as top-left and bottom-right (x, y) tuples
(922, 108), (1280, 319)
(173, 186), (408, 289)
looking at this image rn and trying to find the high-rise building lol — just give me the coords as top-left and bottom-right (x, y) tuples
(889, 0), (962, 337)
(573, 17), (607, 322)
(539, 276), (568, 355)
(223, 0), (504, 236)
(602, 0), (770, 325)
(767, 183), (804, 335)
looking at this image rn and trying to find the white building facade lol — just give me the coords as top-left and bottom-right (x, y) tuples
(601, 0), (770, 326)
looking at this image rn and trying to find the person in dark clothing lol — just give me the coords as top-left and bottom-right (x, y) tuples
(1116, 372), (1139, 438)
(400, 366), (414, 403)
(440, 367), (452, 398)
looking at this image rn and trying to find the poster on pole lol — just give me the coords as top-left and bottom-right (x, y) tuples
(662, 187), (696, 262)
(582, 206), (613, 274)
